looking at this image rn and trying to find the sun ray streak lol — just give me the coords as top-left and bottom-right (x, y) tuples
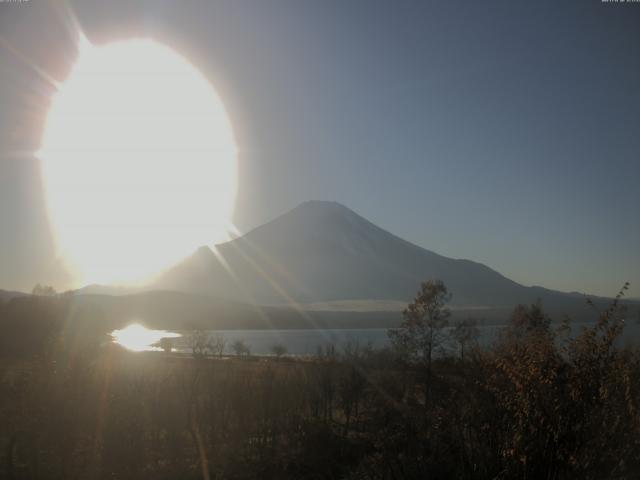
(48, 0), (87, 47)
(221, 234), (338, 346)
(0, 36), (61, 90)
(227, 225), (315, 301)
(209, 242), (275, 329)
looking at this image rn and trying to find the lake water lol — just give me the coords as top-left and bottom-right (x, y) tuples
(174, 328), (394, 355)
(113, 321), (640, 356)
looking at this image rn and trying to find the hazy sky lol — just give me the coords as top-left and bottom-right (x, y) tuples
(0, 0), (639, 296)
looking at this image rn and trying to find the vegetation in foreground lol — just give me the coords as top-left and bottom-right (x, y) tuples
(1, 281), (639, 479)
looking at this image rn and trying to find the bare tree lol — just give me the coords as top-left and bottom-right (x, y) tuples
(450, 317), (480, 361)
(32, 284), (57, 296)
(339, 366), (367, 434)
(189, 330), (212, 359)
(316, 343), (337, 361)
(159, 337), (174, 353)
(270, 343), (287, 358)
(231, 339), (250, 357)
(212, 333), (227, 358)
(507, 301), (551, 339)
(341, 338), (373, 362)
(388, 279), (451, 399)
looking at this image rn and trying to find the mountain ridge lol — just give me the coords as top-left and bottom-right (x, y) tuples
(151, 200), (601, 311)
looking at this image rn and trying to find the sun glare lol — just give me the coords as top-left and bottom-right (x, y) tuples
(111, 323), (181, 352)
(39, 39), (238, 286)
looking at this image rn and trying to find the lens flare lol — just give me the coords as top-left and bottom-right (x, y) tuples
(39, 39), (238, 286)
(111, 323), (181, 352)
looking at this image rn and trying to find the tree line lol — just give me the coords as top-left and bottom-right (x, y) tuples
(0, 280), (639, 479)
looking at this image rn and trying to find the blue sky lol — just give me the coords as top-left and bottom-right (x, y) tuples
(0, 0), (638, 296)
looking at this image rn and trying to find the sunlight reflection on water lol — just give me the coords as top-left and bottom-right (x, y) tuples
(111, 323), (181, 352)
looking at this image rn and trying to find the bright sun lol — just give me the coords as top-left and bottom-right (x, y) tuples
(39, 39), (237, 286)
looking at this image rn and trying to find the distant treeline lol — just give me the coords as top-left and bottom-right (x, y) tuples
(1, 281), (639, 479)
(3, 284), (631, 336)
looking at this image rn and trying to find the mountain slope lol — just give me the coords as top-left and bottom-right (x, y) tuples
(0, 289), (28, 302)
(154, 201), (588, 310)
